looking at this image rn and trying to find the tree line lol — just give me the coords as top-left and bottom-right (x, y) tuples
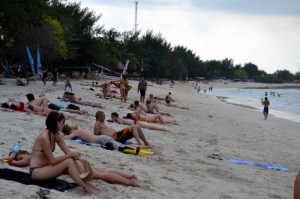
(1, 0), (299, 83)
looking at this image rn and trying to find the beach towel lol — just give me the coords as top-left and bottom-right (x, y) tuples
(57, 97), (95, 108)
(227, 158), (288, 172)
(70, 139), (137, 148)
(0, 168), (77, 192)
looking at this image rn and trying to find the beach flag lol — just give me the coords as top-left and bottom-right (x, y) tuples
(36, 45), (41, 77)
(123, 59), (129, 75)
(26, 46), (35, 76)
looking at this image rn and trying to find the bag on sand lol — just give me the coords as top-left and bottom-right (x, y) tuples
(67, 104), (80, 110)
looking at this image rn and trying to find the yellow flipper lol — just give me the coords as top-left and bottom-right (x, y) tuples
(121, 146), (155, 156)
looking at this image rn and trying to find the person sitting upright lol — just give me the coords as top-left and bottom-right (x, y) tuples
(94, 111), (150, 147)
(130, 100), (171, 116)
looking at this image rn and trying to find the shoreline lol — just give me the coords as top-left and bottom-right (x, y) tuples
(216, 96), (258, 110)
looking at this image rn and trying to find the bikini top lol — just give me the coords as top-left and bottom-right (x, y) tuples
(32, 132), (55, 153)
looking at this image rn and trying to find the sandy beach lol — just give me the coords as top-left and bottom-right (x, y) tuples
(0, 78), (299, 199)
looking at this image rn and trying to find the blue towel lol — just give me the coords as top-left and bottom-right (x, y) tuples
(71, 139), (137, 147)
(73, 139), (101, 147)
(228, 158), (288, 172)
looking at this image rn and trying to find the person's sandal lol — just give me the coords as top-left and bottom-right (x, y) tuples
(36, 188), (50, 199)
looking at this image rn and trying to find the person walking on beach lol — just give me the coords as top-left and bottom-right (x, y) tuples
(65, 76), (72, 91)
(262, 97), (270, 119)
(138, 76), (147, 103)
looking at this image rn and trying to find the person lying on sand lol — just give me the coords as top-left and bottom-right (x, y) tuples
(96, 93), (121, 100)
(3, 150), (31, 167)
(1, 101), (76, 119)
(94, 111), (151, 147)
(110, 112), (168, 131)
(4, 147), (138, 187)
(26, 93), (88, 115)
(63, 92), (102, 108)
(129, 100), (172, 116)
(130, 111), (177, 125)
(30, 111), (139, 194)
(26, 93), (50, 107)
(62, 124), (148, 150)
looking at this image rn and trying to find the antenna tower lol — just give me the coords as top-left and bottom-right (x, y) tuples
(134, 1), (138, 33)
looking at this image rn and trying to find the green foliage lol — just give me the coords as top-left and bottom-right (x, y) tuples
(1, 0), (298, 82)
(48, 19), (67, 59)
(234, 69), (248, 80)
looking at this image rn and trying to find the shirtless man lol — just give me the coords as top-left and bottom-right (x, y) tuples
(93, 111), (150, 146)
(62, 124), (139, 150)
(110, 112), (168, 131)
(26, 93), (49, 107)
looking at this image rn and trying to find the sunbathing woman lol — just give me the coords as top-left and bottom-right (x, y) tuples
(111, 112), (168, 131)
(131, 112), (177, 125)
(26, 93), (50, 107)
(1, 102), (46, 116)
(29, 111), (100, 194)
(64, 92), (102, 108)
(6, 146), (138, 187)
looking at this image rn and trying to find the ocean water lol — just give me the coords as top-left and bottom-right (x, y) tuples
(205, 88), (300, 123)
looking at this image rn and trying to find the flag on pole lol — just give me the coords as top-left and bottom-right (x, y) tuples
(37, 45), (41, 76)
(123, 59), (129, 75)
(26, 46), (35, 76)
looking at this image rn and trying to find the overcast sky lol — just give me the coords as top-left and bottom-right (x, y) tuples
(69, 0), (300, 74)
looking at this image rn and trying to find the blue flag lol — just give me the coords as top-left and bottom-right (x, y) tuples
(37, 45), (41, 76)
(26, 46), (35, 76)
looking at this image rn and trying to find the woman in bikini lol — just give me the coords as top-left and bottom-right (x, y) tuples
(131, 112), (177, 125)
(66, 92), (102, 108)
(5, 147), (138, 187)
(29, 111), (100, 194)
(110, 112), (168, 131)
(114, 74), (128, 103)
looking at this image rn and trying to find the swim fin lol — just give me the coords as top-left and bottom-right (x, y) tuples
(119, 146), (155, 156)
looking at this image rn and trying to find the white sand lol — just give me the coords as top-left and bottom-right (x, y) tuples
(0, 78), (299, 199)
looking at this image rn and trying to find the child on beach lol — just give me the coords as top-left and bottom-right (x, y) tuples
(65, 76), (72, 91)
